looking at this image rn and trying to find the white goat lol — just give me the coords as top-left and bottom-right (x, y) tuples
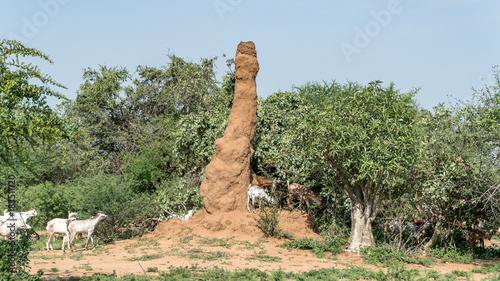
(0, 209), (38, 238)
(166, 210), (194, 221)
(68, 211), (107, 250)
(46, 211), (78, 251)
(247, 184), (274, 213)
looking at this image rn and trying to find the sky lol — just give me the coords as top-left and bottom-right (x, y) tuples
(1, 0), (499, 110)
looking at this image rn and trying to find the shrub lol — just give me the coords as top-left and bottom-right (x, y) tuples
(254, 184), (292, 239)
(157, 175), (203, 219)
(16, 182), (69, 229)
(65, 174), (161, 242)
(361, 246), (434, 267)
(0, 229), (44, 281)
(279, 236), (346, 258)
(17, 174), (161, 243)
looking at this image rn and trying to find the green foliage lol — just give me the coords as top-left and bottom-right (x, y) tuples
(279, 222), (350, 258)
(125, 253), (163, 261)
(254, 200), (281, 238)
(0, 40), (72, 167)
(253, 184), (293, 239)
(65, 174), (161, 242)
(0, 229), (43, 281)
(294, 80), (422, 248)
(361, 246), (434, 267)
(279, 236), (345, 258)
(157, 176), (203, 218)
(17, 174), (160, 241)
(0, 40), (77, 176)
(16, 181), (69, 228)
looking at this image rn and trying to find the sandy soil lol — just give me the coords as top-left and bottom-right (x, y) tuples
(28, 213), (500, 280)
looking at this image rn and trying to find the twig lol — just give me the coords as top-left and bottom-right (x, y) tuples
(137, 261), (151, 281)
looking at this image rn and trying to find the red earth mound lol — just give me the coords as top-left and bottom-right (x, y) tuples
(153, 41), (317, 240)
(152, 209), (318, 240)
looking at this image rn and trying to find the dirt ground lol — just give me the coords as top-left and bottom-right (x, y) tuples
(28, 210), (500, 280)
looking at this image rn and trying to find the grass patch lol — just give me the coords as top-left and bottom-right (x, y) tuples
(279, 237), (345, 258)
(69, 251), (85, 261)
(187, 249), (227, 261)
(124, 237), (159, 250)
(30, 253), (66, 260)
(361, 246), (434, 267)
(471, 262), (500, 274)
(246, 250), (282, 262)
(126, 253), (163, 261)
(146, 266), (158, 272)
(73, 264), (93, 271)
(179, 234), (194, 244)
(197, 236), (234, 248)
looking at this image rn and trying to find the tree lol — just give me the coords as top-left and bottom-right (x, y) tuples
(415, 103), (496, 249)
(296, 81), (421, 250)
(0, 39), (70, 166)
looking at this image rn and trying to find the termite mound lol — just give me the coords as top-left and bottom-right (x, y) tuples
(152, 41), (317, 240)
(199, 41), (259, 214)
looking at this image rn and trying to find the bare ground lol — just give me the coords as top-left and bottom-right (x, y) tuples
(28, 221), (500, 280)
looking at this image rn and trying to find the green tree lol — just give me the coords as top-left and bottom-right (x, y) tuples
(0, 40), (70, 166)
(296, 81), (421, 250)
(473, 65), (500, 164)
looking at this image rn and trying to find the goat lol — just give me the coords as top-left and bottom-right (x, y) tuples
(46, 211), (77, 251)
(287, 181), (322, 214)
(68, 211), (107, 250)
(0, 209), (38, 239)
(247, 184), (274, 213)
(254, 175), (280, 188)
(463, 228), (493, 251)
(166, 210), (194, 221)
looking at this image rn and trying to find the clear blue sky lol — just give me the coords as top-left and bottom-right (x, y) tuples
(1, 0), (499, 109)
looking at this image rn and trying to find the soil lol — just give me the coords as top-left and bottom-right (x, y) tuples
(28, 212), (499, 280)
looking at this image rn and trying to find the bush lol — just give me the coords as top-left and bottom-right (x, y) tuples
(17, 174), (161, 243)
(65, 174), (161, 242)
(16, 182), (69, 229)
(0, 229), (43, 281)
(254, 184), (292, 239)
(279, 236), (346, 258)
(157, 175), (203, 219)
(361, 246), (434, 267)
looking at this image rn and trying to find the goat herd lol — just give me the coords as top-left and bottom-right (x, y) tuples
(0, 209), (107, 252)
(247, 177), (322, 214)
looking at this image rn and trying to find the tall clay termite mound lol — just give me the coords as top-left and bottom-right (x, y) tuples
(199, 41), (259, 214)
(152, 42), (318, 240)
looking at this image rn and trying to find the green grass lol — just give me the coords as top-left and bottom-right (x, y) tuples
(37, 265), (500, 280)
(146, 266), (158, 272)
(126, 253), (164, 261)
(245, 250), (282, 262)
(361, 246), (435, 267)
(30, 253), (66, 260)
(123, 237), (159, 250)
(179, 235), (194, 244)
(73, 264), (93, 271)
(279, 237), (346, 258)
(196, 235), (234, 248)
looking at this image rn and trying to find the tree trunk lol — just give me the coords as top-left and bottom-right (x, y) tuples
(424, 217), (443, 249)
(348, 200), (376, 251)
